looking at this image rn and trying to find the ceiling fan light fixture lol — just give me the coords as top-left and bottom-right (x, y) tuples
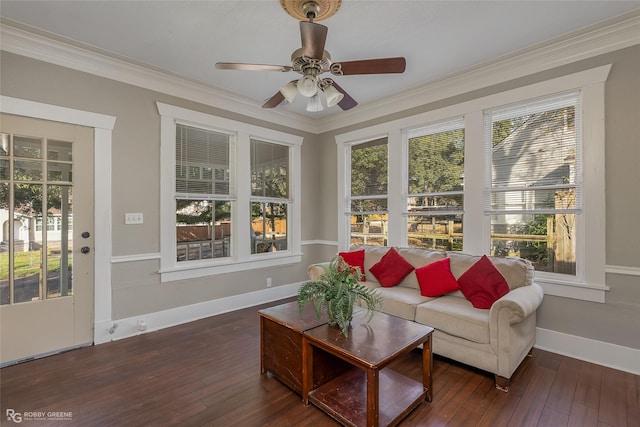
(306, 93), (324, 112)
(297, 74), (318, 97)
(279, 81), (298, 103)
(323, 84), (344, 107)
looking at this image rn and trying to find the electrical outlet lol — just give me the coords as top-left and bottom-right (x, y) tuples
(266, 277), (272, 288)
(125, 213), (144, 224)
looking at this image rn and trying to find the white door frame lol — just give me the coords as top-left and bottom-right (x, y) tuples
(1, 95), (115, 344)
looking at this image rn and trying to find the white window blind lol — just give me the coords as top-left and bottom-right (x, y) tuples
(175, 124), (233, 197)
(250, 139), (289, 199)
(485, 91), (582, 215)
(348, 137), (388, 214)
(406, 117), (465, 216)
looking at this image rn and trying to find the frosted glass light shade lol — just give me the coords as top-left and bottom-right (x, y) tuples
(279, 81), (298, 103)
(306, 93), (324, 112)
(323, 84), (344, 107)
(297, 75), (318, 97)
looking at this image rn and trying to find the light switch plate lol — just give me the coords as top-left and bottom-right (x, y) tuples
(125, 213), (143, 224)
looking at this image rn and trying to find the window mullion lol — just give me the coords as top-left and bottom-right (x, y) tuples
(236, 131), (251, 260)
(463, 111), (487, 254)
(387, 129), (404, 247)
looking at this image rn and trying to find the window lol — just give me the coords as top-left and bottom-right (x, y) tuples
(485, 92), (580, 275)
(250, 139), (290, 254)
(336, 65), (608, 302)
(157, 103), (303, 282)
(175, 124), (233, 262)
(347, 137), (388, 246)
(405, 119), (465, 251)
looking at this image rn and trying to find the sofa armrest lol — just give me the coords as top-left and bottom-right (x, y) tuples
(490, 282), (544, 324)
(307, 262), (331, 281)
(490, 282), (544, 380)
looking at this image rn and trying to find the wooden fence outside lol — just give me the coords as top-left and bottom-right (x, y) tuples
(350, 216), (575, 273)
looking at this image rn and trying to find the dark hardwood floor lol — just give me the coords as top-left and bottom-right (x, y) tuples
(1, 298), (638, 426)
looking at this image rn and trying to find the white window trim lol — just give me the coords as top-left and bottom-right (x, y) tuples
(157, 102), (303, 282)
(336, 64), (610, 302)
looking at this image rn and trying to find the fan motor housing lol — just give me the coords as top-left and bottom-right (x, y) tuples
(291, 48), (332, 73)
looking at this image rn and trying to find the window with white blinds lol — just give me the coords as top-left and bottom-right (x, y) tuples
(250, 139), (290, 254)
(158, 102), (303, 282)
(485, 91), (582, 275)
(486, 91), (581, 214)
(405, 118), (465, 250)
(347, 137), (388, 246)
(175, 124), (235, 262)
(336, 66), (608, 300)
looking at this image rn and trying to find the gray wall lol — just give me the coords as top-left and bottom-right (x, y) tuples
(313, 44), (640, 350)
(1, 42), (639, 349)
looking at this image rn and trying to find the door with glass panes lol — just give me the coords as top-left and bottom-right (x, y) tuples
(0, 114), (94, 365)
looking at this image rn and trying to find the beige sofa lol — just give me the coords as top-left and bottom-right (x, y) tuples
(308, 245), (544, 391)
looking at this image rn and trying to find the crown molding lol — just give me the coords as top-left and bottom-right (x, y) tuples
(0, 20), (320, 134)
(316, 11), (640, 133)
(1, 12), (639, 135)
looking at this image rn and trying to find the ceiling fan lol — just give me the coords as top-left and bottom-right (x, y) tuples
(215, 1), (406, 112)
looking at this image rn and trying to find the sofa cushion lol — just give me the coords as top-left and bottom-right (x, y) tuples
(369, 247), (415, 287)
(397, 247), (447, 289)
(415, 296), (490, 344)
(415, 257), (459, 297)
(354, 245), (390, 285)
(366, 284), (433, 321)
(338, 249), (366, 280)
(447, 251), (534, 290)
(457, 255), (510, 309)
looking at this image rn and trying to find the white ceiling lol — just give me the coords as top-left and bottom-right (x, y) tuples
(1, 1), (639, 120)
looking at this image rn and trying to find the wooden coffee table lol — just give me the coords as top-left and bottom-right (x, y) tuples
(259, 301), (327, 394)
(302, 310), (433, 427)
(259, 301), (352, 396)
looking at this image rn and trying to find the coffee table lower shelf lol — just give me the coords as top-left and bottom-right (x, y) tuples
(308, 367), (426, 427)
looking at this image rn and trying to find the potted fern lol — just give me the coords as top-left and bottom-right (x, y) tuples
(297, 255), (382, 337)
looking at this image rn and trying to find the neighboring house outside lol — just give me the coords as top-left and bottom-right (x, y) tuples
(490, 107), (577, 274)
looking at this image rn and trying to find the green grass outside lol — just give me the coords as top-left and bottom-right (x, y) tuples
(0, 249), (71, 280)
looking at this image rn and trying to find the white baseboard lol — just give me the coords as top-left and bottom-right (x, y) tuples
(94, 282), (302, 344)
(535, 327), (640, 375)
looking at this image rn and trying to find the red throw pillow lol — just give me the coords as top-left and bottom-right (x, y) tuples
(369, 247), (415, 287)
(338, 249), (366, 281)
(457, 255), (510, 309)
(415, 258), (459, 297)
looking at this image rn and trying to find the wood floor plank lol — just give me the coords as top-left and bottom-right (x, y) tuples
(624, 371), (640, 427)
(507, 364), (556, 427)
(568, 402), (600, 427)
(538, 406), (570, 427)
(599, 367), (629, 426)
(546, 355), (580, 415)
(575, 360), (603, 410)
(1, 298), (638, 427)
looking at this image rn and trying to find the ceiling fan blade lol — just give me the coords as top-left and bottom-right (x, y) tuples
(300, 21), (328, 59)
(330, 82), (358, 111)
(331, 57), (406, 75)
(216, 62), (292, 72)
(262, 91), (286, 109)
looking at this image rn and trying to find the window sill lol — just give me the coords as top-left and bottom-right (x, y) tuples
(159, 252), (303, 283)
(536, 276), (608, 303)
